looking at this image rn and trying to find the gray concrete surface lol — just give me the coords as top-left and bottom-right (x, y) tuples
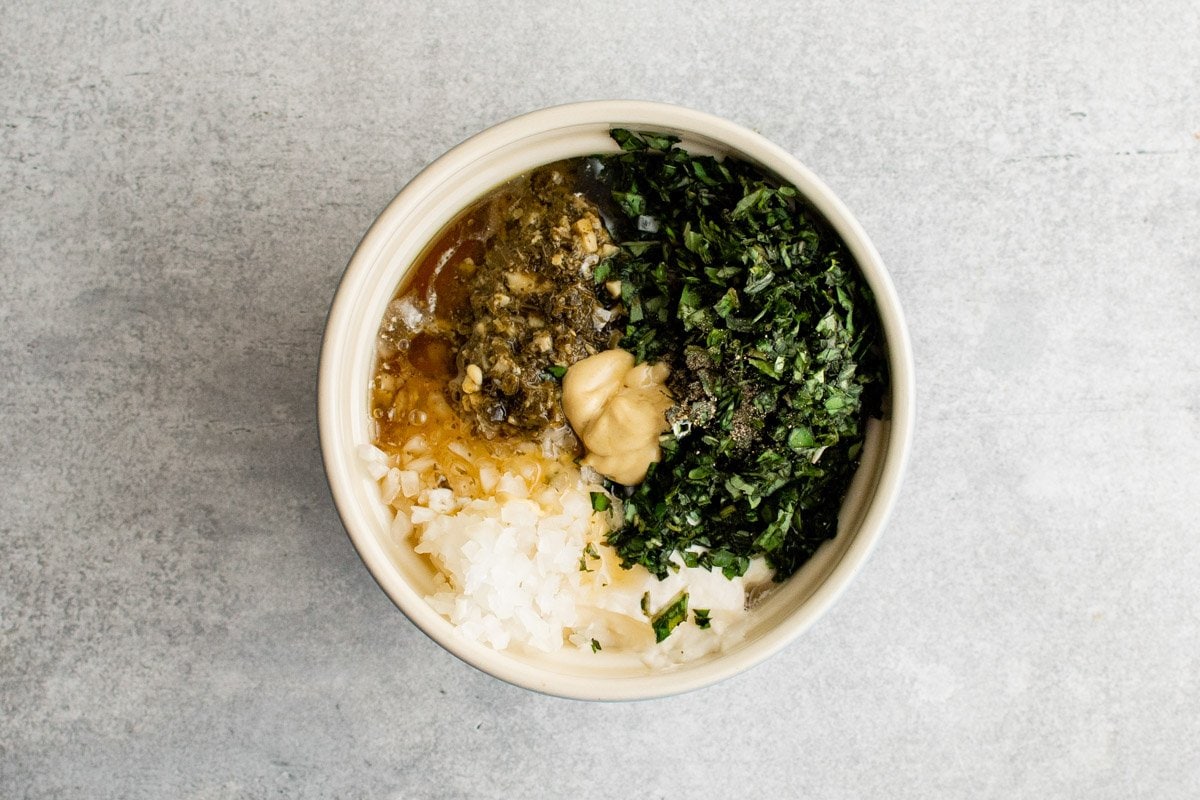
(3, 2), (1198, 798)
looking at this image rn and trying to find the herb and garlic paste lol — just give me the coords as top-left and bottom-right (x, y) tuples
(376, 166), (620, 440)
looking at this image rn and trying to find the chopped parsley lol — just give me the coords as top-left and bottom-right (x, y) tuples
(591, 638), (602, 653)
(693, 609), (712, 629)
(590, 492), (611, 512)
(651, 592), (690, 643)
(579, 542), (600, 572)
(596, 129), (886, 581)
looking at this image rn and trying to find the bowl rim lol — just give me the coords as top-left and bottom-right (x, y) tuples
(318, 100), (915, 701)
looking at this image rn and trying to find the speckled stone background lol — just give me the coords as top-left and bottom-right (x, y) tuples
(3, 2), (1198, 798)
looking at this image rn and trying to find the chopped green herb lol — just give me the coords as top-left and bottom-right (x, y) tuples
(545, 364), (568, 380)
(591, 638), (602, 653)
(651, 592), (690, 643)
(596, 130), (886, 581)
(579, 542), (600, 572)
(590, 492), (611, 512)
(693, 609), (712, 629)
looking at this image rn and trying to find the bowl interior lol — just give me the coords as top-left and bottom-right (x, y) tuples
(319, 102), (913, 700)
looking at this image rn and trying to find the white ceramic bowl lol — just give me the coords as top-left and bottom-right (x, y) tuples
(319, 101), (914, 700)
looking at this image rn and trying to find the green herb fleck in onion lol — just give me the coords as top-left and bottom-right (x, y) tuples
(651, 592), (689, 643)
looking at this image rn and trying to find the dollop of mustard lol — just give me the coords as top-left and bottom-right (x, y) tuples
(562, 349), (673, 485)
